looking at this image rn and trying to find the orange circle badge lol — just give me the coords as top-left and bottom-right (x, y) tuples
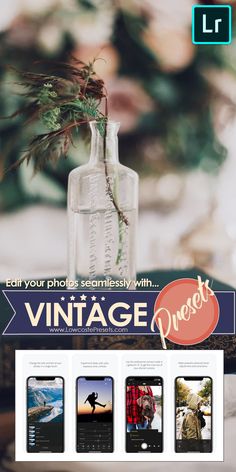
(152, 276), (219, 349)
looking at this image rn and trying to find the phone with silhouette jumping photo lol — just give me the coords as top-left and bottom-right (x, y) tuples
(175, 376), (213, 453)
(76, 376), (114, 453)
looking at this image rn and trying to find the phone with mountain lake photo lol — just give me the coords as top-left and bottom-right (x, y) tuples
(26, 376), (64, 453)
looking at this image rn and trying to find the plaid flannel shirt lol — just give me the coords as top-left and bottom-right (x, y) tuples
(126, 385), (155, 424)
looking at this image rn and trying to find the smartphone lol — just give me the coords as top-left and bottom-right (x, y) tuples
(175, 376), (212, 453)
(126, 376), (163, 453)
(27, 376), (64, 453)
(76, 376), (114, 453)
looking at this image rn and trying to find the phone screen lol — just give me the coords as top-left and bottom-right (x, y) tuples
(27, 376), (64, 453)
(76, 376), (113, 453)
(126, 376), (163, 453)
(175, 377), (212, 453)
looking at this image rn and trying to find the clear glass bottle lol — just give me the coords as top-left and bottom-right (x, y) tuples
(67, 120), (138, 287)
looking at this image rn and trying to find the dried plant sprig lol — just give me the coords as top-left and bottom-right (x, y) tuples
(4, 58), (106, 169)
(4, 57), (129, 227)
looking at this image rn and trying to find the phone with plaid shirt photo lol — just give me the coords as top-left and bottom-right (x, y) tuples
(126, 376), (163, 453)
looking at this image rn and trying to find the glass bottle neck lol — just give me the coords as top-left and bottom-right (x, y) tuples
(89, 121), (119, 164)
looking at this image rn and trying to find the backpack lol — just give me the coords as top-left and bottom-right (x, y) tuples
(197, 410), (206, 429)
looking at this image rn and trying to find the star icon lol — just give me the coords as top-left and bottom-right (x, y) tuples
(80, 294), (87, 301)
(60, 296), (65, 301)
(101, 296), (106, 301)
(91, 295), (97, 301)
(70, 295), (75, 301)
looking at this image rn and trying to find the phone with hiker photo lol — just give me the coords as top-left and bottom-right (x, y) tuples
(126, 376), (163, 453)
(76, 376), (114, 453)
(26, 376), (64, 453)
(175, 376), (213, 453)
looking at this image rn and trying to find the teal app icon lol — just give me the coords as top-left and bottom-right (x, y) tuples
(192, 5), (232, 45)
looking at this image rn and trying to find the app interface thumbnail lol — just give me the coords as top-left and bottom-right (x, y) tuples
(175, 377), (212, 453)
(126, 377), (163, 453)
(77, 376), (113, 453)
(27, 377), (64, 453)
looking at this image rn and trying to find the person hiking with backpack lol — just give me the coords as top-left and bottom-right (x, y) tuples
(181, 393), (205, 441)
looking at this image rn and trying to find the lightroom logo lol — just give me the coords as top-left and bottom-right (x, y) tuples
(192, 5), (232, 45)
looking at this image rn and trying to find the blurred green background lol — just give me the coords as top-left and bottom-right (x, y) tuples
(1, 0), (236, 284)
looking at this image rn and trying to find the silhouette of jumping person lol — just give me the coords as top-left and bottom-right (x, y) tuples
(84, 392), (106, 414)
